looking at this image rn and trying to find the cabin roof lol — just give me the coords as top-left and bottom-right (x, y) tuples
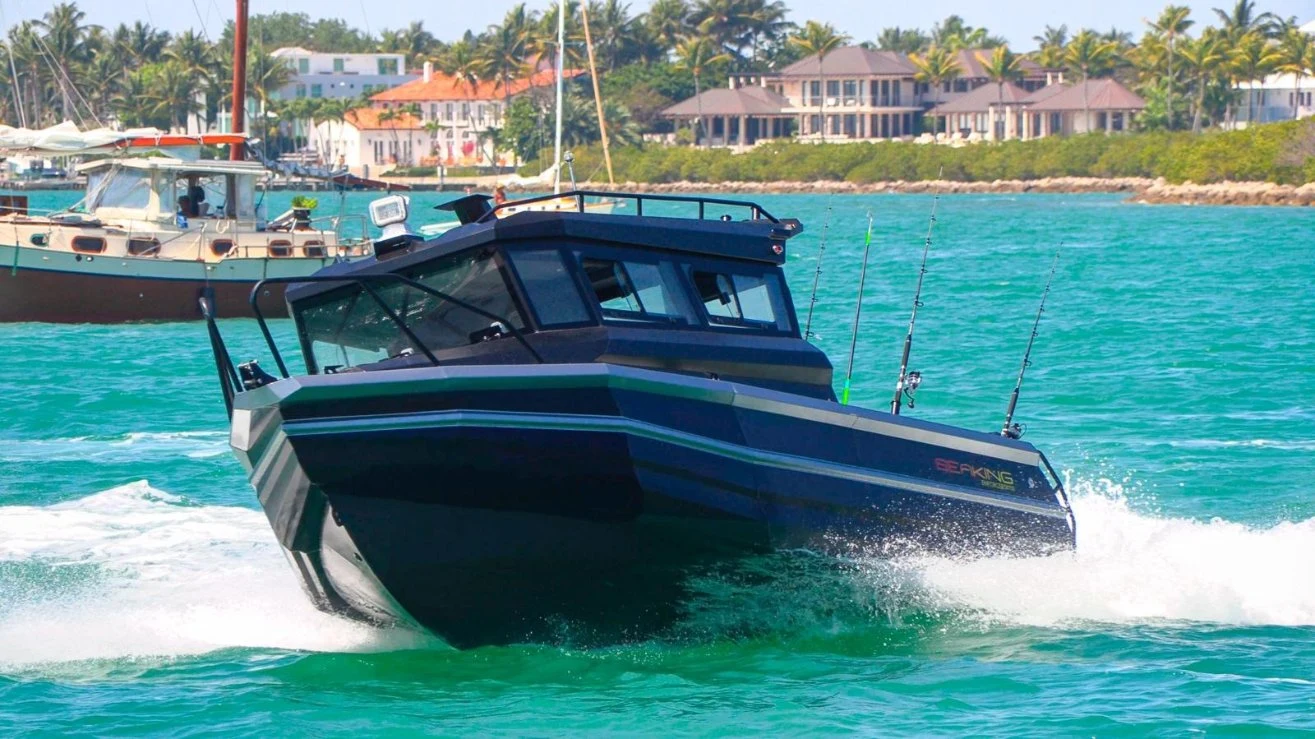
(287, 207), (796, 304)
(76, 157), (269, 176)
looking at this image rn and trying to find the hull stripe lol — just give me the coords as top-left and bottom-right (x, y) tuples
(282, 409), (1069, 520)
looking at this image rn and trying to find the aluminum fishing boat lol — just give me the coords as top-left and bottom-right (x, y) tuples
(202, 190), (1075, 647)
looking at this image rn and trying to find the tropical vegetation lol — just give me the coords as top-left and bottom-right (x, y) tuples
(0, 0), (1312, 179)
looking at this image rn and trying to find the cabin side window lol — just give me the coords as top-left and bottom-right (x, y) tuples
(507, 250), (591, 327)
(580, 257), (696, 325)
(690, 270), (791, 333)
(296, 248), (526, 372)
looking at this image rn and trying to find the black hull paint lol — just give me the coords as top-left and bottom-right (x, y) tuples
(232, 364), (1074, 647)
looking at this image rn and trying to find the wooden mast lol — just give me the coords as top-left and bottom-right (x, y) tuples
(230, 0), (249, 161)
(579, 2), (614, 185)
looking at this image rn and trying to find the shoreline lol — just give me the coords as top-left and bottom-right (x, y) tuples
(531, 177), (1315, 207)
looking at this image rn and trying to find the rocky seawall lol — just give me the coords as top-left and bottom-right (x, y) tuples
(527, 177), (1315, 206)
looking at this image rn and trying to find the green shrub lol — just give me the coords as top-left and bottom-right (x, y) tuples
(555, 120), (1315, 185)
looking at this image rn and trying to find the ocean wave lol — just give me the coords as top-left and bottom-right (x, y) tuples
(0, 481), (431, 668)
(0, 431), (231, 462)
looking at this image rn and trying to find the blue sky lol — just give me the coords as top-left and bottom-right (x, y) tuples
(3, 0), (1311, 49)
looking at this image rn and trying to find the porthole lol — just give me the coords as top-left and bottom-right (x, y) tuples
(269, 240), (293, 258)
(127, 238), (160, 256)
(72, 236), (106, 254)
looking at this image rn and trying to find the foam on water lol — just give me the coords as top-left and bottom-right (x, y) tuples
(900, 478), (1315, 627)
(4, 476), (1315, 668)
(0, 481), (430, 667)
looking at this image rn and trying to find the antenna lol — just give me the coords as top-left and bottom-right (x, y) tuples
(890, 189), (941, 415)
(1001, 251), (1060, 439)
(802, 204), (833, 341)
(840, 211), (875, 405)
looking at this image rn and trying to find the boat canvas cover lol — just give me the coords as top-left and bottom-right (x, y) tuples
(0, 122), (245, 156)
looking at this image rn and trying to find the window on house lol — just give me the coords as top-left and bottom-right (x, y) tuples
(808, 80), (820, 103)
(445, 103), (454, 121)
(297, 58), (309, 74)
(310, 84), (323, 98)
(377, 58), (399, 75)
(825, 80), (839, 98)
(842, 80), (857, 103)
(333, 58), (345, 72)
(362, 84), (372, 94)
(295, 84), (306, 98)
(477, 104), (486, 122)
(460, 102), (470, 120)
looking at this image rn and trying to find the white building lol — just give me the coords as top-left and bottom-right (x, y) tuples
(270, 47), (417, 102)
(371, 62), (575, 165)
(312, 108), (431, 175)
(1236, 19), (1315, 125)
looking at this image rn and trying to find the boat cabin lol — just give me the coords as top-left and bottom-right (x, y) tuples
(285, 193), (837, 399)
(77, 158), (264, 226)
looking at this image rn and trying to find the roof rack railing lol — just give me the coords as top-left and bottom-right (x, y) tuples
(477, 189), (782, 225)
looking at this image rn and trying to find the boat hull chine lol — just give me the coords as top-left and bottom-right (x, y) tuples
(232, 364), (1075, 646)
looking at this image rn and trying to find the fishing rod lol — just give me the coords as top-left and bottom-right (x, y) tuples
(889, 190), (941, 415)
(802, 204), (833, 341)
(1001, 251), (1060, 440)
(840, 211), (875, 405)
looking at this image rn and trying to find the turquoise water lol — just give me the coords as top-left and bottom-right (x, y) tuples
(3, 190), (1315, 734)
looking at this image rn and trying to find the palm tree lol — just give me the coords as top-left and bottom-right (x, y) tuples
(1064, 30), (1121, 132)
(1034, 25), (1069, 50)
(34, 3), (98, 121)
(1148, 6), (1193, 130)
(1213, 0), (1277, 40)
(788, 21), (848, 141)
(691, 0), (753, 59)
(978, 47), (1023, 139)
(1276, 29), (1314, 120)
(1230, 30), (1282, 124)
(1178, 31), (1227, 131)
(645, 0), (689, 55)
(479, 20), (529, 108)
(877, 27), (929, 55)
(673, 34), (730, 145)
(910, 45), (961, 131)
(744, 0), (789, 66)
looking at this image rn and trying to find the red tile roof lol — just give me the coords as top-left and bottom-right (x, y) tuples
(370, 68), (582, 103)
(344, 108), (424, 130)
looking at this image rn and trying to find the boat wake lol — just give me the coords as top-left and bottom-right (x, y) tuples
(0, 481), (431, 668)
(880, 477), (1315, 628)
(2, 478), (1314, 667)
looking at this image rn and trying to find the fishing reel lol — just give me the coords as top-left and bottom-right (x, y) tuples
(1003, 422), (1026, 440)
(902, 371), (922, 408)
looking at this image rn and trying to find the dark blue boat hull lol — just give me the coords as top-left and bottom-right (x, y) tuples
(231, 363), (1073, 647)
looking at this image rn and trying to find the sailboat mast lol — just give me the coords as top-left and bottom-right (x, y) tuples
(580, 2), (614, 185)
(230, 0), (249, 161)
(553, 0), (565, 193)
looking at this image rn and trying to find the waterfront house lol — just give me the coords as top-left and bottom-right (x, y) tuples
(660, 46), (1059, 147)
(312, 108), (430, 175)
(369, 62), (579, 159)
(1234, 19), (1315, 125)
(929, 78), (1146, 140)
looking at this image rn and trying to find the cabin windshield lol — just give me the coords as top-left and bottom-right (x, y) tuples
(171, 172), (256, 220)
(85, 168), (153, 211)
(297, 247), (526, 372)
